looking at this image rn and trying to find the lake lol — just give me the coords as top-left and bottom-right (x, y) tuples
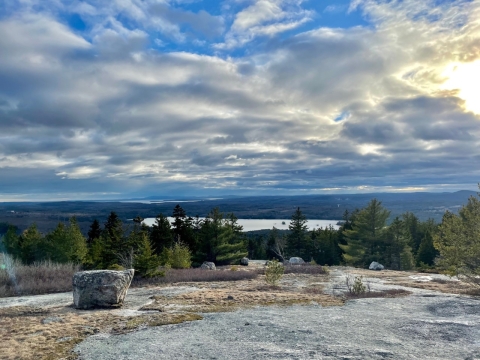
(142, 218), (341, 231)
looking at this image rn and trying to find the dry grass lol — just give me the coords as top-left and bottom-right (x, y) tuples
(141, 286), (344, 314)
(0, 260), (80, 298)
(0, 306), (105, 360)
(0, 305), (206, 360)
(131, 267), (259, 287)
(283, 264), (328, 275)
(344, 288), (412, 300)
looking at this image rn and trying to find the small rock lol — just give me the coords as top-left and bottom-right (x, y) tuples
(200, 261), (216, 270)
(56, 336), (73, 343)
(240, 257), (249, 266)
(369, 261), (384, 270)
(244, 322), (250, 326)
(227, 295), (234, 300)
(41, 316), (64, 325)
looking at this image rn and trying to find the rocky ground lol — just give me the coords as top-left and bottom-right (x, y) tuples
(1, 264), (479, 359)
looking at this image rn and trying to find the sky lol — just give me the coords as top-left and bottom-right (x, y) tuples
(0, 0), (480, 201)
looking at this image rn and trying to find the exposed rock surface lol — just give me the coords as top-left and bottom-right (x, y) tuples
(240, 257), (249, 266)
(289, 257), (305, 265)
(369, 261), (385, 270)
(73, 269), (134, 309)
(200, 262), (216, 270)
(75, 294), (480, 360)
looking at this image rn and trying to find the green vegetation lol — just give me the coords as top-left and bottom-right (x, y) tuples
(434, 188), (480, 286)
(2, 189), (480, 285)
(265, 259), (284, 286)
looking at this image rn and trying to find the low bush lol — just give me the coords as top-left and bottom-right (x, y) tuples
(345, 274), (367, 295)
(265, 259), (284, 286)
(344, 288), (411, 299)
(131, 267), (258, 287)
(0, 255), (80, 298)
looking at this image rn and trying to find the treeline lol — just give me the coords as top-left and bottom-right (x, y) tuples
(3, 190), (479, 279)
(0, 202), (438, 274)
(0, 205), (249, 277)
(248, 201), (438, 270)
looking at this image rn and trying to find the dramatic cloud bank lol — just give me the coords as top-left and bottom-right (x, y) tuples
(0, 0), (479, 200)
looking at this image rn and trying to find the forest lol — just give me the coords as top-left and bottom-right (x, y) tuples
(2, 189), (479, 284)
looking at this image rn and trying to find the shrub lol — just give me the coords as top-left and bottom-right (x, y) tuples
(230, 265), (238, 271)
(0, 254), (80, 297)
(265, 259), (284, 286)
(345, 274), (366, 295)
(161, 242), (192, 269)
(107, 264), (125, 271)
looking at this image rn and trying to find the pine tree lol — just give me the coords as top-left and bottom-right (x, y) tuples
(171, 205), (195, 251)
(340, 199), (390, 267)
(134, 234), (161, 277)
(19, 224), (44, 264)
(150, 213), (174, 255)
(416, 231), (437, 266)
(2, 225), (20, 259)
(434, 190), (480, 283)
(101, 212), (126, 267)
(45, 218), (87, 264)
(87, 219), (102, 247)
(286, 207), (308, 259)
(195, 208), (247, 265)
(266, 227), (285, 261)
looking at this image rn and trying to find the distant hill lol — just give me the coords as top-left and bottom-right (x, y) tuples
(0, 190), (476, 234)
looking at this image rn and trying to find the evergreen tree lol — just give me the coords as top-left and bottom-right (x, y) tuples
(286, 207), (309, 259)
(247, 234), (267, 260)
(134, 234), (161, 277)
(150, 213), (174, 255)
(416, 231), (438, 266)
(310, 226), (341, 266)
(171, 205), (195, 251)
(384, 216), (415, 270)
(434, 190), (480, 283)
(266, 227), (285, 261)
(402, 212), (422, 254)
(101, 212), (126, 267)
(1, 225), (20, 259)
(45, 218), (88, 264)
(340, 199), (390, 266)
(195, 208), (247, 265)
(87, 219), (102, 247)
(18, 224), (44, 264)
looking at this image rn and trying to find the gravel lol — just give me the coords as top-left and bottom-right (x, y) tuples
(75, 293), (480, 359)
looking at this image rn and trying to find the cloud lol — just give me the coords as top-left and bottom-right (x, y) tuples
(0, 0), (480, 199)
(216, 0), (312, 49)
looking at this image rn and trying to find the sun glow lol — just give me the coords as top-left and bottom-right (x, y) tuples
(442, 60), (480, 114)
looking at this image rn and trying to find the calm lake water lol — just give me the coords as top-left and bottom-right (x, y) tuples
(142, 218), (340, 231)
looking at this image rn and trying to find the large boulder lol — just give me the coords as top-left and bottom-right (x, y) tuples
(200, 261), (216, 270)
(240, 257), (249, 266)
(73, 269), (134, 309)
(289, 257), (305, 265)
(369, 261), (384, 271)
